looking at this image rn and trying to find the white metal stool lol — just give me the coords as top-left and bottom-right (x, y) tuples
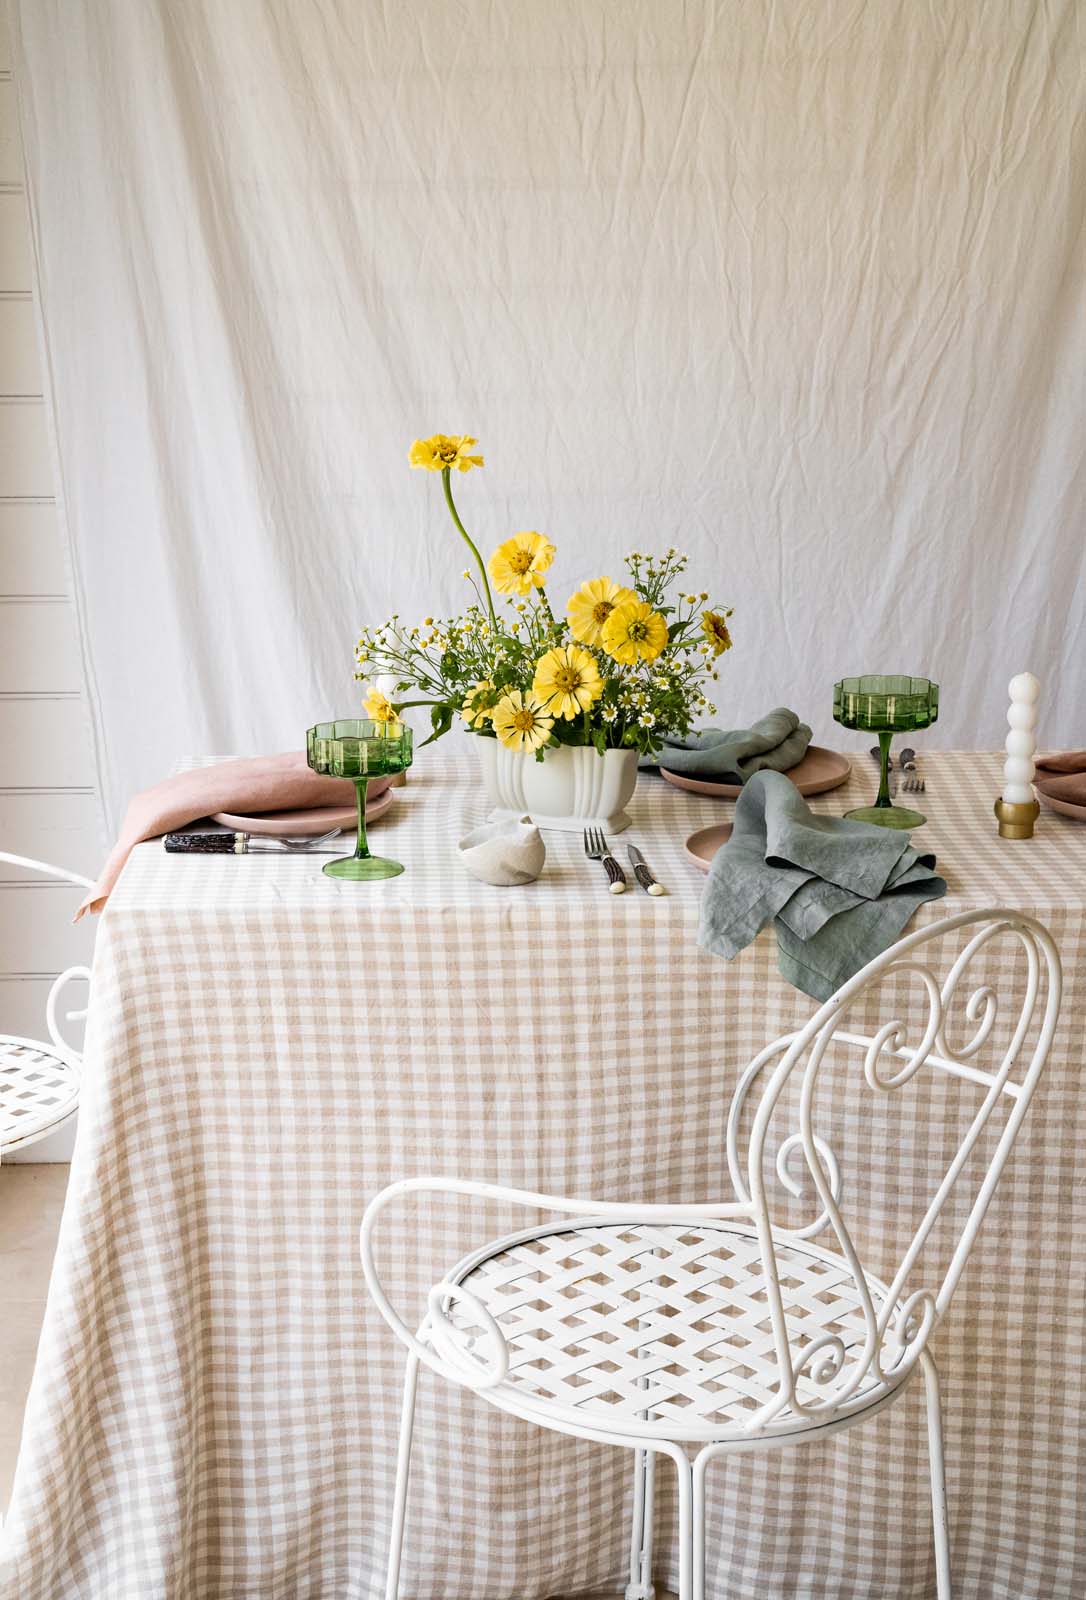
(361, 908), (1061, 1600)
(0, 852), (93, 1162)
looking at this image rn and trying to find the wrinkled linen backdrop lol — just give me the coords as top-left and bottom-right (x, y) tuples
(10, 1), (1086, 830)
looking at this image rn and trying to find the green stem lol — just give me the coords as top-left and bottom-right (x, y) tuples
(443, 467), (497, 629)
(876, 730), (893, 809)
(354, 778), (371, 859)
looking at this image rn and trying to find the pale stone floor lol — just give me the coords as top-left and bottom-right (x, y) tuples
(0, 1165), (676, 1597)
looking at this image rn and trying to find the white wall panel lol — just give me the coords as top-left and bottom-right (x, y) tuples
(0, 81), (22, 185)
(0, 402), (52, 496)
(0, 790), (99, 878)
(0, 881), (94, 970)
(0, 600), (82, 691)
(0, 299), (41, 394)
(0, 196), (32, 287)
(0, 699), (96, 787)
(0, 501), (65, 593)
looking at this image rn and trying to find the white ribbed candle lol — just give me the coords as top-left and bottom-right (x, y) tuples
(1001, 672), (1039, 805)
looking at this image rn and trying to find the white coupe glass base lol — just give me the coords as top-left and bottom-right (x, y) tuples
(478, 741), (638, 834)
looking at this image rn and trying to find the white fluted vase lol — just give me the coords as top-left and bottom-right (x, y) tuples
(477, 741), (638, 833)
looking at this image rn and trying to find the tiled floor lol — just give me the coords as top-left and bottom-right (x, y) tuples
(0, 1163), (68, 1517)
(0, 1165), (677, 1596)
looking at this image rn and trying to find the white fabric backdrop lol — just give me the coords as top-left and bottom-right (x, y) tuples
(11, 0), (1086, 829)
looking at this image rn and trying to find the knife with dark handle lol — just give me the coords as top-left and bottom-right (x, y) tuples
(164, 829), (342, 854)
(627, 845), (665, 895)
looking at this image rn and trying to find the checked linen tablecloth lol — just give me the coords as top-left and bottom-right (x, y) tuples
(2, 750), (1085, 1600)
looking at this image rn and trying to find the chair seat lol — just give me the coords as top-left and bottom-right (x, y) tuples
(0, 1036), (81, 1155)
(443, 1217), (913, 1444)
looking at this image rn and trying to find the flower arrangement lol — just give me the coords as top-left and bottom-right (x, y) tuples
(356, 435), (734, 759)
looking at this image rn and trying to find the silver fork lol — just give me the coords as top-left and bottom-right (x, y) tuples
(276, 828), (343, 849)
(583, 828), (627, 893)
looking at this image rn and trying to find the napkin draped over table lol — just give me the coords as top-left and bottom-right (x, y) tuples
(642, 708), (812, 782)
(698, 770), (947, 1001)
(75, 754), (389, 920)
(1035, 751), (1086, 805)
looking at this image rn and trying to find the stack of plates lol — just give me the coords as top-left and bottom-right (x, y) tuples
(212, 777), (395, 835)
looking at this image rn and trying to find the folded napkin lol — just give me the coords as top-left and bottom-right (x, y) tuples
(76, 753), (389, 919)
(1034, 751), (1086, 805)
(698, 770), (947, 1001)
(642, 708), (812, 782)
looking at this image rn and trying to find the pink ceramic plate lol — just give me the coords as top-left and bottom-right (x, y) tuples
(1036, 790), (1086, 823)
(661, 745), (851, 800)
(684, 822), (734, 872)
(212, 783), (395, 836)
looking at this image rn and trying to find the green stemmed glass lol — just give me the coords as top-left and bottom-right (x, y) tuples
(833, 676), (939, 829)
(306, 718), (413, 879)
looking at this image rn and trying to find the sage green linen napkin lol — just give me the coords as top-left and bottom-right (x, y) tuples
(698, 770), (947, 1001)
(642, 708), (812, 782)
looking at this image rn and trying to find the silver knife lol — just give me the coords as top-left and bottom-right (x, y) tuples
(627, 845), (665, 895)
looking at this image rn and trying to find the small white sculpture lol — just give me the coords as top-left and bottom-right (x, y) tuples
(994, 672), (1040, 839)
(457, 815), (546, 886)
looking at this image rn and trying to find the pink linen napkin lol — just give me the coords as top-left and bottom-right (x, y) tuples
(1034, 751), (1086, 806)
(75, 753), (390, 919)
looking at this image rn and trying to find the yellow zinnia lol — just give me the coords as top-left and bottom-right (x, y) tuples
(362, 686), (401, 726)
(491, 690), (554, 753)
(600, 600), (669, 665)
(461, 677), (498, 729)
(566, 576), (637, 647)
(409, 434), (484, 473)
(701, 609), (734, 657)
(487, 532), (556, 596)
(532, 645), (604, 721)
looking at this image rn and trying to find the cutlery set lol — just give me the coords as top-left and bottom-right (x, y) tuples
(583, 829), (664, 894)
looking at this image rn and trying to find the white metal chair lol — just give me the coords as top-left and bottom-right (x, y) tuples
(0, 852), (93, 1163)
(361, 908), (1062, 1600)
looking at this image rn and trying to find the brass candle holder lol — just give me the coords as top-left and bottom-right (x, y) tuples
(993, 797), (1040, 840)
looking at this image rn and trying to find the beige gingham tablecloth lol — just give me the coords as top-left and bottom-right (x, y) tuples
(2, 749), (1084, 1600)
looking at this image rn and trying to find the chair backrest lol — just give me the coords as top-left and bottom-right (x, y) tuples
(0, 851), (94, 890)
(725, 907), (1061, 1431)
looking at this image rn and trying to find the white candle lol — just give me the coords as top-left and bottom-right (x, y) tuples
(1002, 672), (1039, 804)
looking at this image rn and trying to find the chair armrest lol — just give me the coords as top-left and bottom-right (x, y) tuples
(359, 1176), (751, 1391)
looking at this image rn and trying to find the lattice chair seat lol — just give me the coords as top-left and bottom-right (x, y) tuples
(0, 1036), (81, 1156)
(442, 1217), (905, 1443)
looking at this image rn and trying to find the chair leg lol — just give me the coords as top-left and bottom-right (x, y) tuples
(384, 1353), (420, 1600)
(626, 1448), (657, 1599)
(673, 1453), (695, 1600)
(692, 1450), (709, 1600)
(921, 1350), (953, 1599)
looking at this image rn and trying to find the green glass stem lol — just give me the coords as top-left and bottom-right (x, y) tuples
(353, 779), (371, 859)
(875, 731), (893, 809)
(442, 467), (497, 629)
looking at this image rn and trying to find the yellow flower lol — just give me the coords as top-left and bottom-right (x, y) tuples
(600, 600), (669, 665)
(461, 678), (498, 729)
(491, 690), (554, 753)
(532, 645), (604, 721)
(487, 532), (556, 596)
(408, 434), (484, 473)
(566, 576), (637, 646)
(362, 685), (401, 726)
(701, 609), (734, 657)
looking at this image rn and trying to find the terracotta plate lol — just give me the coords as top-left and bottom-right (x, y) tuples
(684, 822), (734, 872)
(1037, 790), (1086, 824)
(661, 745), (851, 800)
(212, 784), (395, 836)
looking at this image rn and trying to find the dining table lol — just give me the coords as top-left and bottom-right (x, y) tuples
(1, 747), (1084, 1600)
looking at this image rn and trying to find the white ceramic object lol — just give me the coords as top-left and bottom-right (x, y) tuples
(477, 742), (639, 833)
(457, 816), (546, 886)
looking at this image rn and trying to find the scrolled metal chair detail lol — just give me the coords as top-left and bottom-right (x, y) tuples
(361, 909), (1062, 1600)
(0, 852), (94, 1162)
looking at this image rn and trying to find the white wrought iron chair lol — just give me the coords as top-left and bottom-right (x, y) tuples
(361, 908), (1062, 1600)
(0, 852), (93, 1163)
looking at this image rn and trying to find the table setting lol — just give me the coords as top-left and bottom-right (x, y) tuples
(5, 438), (1086, 1600)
